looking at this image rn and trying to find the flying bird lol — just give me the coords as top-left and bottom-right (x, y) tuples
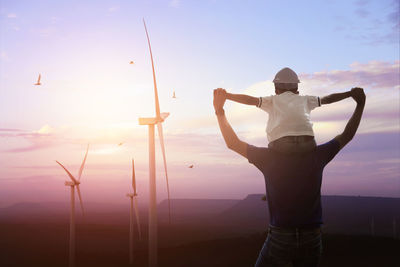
(34, 74), (41, 85)
(118, 142), (124, 146)
(172, 91), (176, 98)
(188, 165), (194, 168)
(129, 61), (134, 64)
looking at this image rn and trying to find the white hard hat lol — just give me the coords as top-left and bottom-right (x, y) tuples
(273, 67), (300, 83)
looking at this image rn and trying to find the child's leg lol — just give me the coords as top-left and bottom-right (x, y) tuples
(268, 138), (297, 154)
(268, 136), (316, 154)
(298, 138), (317, 153)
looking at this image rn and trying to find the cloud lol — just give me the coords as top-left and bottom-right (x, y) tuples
(108, 6), (120, 12)
(354, 0), (370, 18)
(4, 143), (54, 153)
(169, 0), (181, 8)
(0, 128), (23, 132)
(299, 60), (399, 91)
(36, 124), (55, 134)
(335, 0), (399, 45)
(0, 123), (146, 153)
(387, 0), (400, 29)
(37, 26), (57, 37)
(0, 51), (8, 61)
(0, 124), (64, 153)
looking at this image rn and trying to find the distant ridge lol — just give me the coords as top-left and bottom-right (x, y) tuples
(1, 195), (399, 237)
(158, 198), (239, 215)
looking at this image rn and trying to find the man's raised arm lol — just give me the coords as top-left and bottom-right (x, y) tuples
(226, 92), (259, 106)
(334, 87), (366, 150)
(214, 88), (248, 158)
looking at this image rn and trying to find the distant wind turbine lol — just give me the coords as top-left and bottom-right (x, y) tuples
(138, 18), (171, 267)
(370, 216), (375, 236)
(56, 144), (89, 267)
(126, 159), (142, 264)
(34, 74), (41, 85)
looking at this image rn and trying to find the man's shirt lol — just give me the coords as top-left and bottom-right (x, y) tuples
(247, 139), (341, 228)
(258, 91), (321, 142)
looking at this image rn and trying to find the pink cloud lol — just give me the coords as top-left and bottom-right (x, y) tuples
(0, 128), (24, 132)
(0, 127), (63, 153)
(299, 60), (399, 90)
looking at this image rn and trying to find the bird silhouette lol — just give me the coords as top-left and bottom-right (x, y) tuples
(188, 165), (194, 168)
(172, 91), (176, 98)
(118, 142), (124, 146)
(34, 74), (41, 85)
(129, 61), (134, 64)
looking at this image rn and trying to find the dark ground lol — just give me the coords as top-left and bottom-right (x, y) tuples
(1, 222), (399, 267)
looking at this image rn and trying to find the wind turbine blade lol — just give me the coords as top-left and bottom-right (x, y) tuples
(56, 161), (78, 184)
(157, 122), (171, 223)
(78, 144), (89, 181)
(76, 184), (85, 216)
(143, 19), (161, 119)
(132, 159), (137, 195)
(134, 197), (142, 240)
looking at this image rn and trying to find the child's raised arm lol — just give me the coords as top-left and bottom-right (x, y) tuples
(226, 92), (259, 106)
(321, 90), (352, 105)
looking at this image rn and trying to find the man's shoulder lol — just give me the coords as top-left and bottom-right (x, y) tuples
(247, 144), (270, 167)
(316, 138), (340, 150)
(315, 138), (341, 165)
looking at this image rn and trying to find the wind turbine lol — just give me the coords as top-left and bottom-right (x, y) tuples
(126, 159), (142, 264)
(56, 144), (89, 267)
(138, 19), (171, 267)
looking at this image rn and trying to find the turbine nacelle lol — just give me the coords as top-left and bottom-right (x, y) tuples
(65, 180), (80, 186)
(139, 112), (169, 125)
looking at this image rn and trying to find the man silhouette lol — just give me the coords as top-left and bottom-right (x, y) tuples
(213, 87), (365, 266)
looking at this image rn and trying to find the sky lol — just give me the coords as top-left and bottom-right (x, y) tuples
(0, 0), (399, 207)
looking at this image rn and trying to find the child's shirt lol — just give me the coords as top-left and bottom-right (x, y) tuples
(258, 91), (321, 142)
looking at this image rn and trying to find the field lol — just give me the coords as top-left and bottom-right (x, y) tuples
(1, 222), (399, 267)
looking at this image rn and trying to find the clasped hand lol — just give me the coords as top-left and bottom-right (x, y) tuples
(213, 88), (227, 111)
(350, 87), (366, 105)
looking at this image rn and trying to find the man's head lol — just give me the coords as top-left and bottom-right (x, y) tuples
(273, 67), (300, 95)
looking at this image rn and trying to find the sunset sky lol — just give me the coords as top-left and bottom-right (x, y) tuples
(0, 0), (399, 207)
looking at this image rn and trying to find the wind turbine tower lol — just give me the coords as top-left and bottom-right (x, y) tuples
(139, 19), (171, 267)
(56, 144), (89, 267)
(126, 159), (142, 264)
(370, 216), (375, 237)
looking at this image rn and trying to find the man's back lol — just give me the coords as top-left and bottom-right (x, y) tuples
(247, 139), (341, 228)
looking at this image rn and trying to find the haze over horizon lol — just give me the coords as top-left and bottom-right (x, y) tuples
(0, 0), (399, 207)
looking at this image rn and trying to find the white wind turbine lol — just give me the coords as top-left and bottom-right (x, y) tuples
(139, 19), (171, 267)
(56, 144), (89, 267)
(126, 159), (142, 264)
